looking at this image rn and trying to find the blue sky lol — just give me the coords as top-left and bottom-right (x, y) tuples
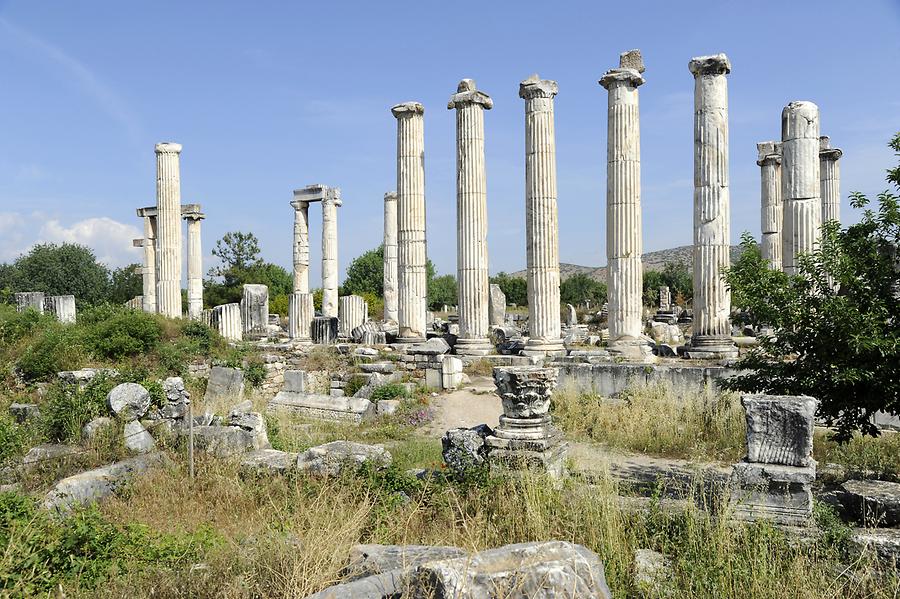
(1, 1), (898, 285)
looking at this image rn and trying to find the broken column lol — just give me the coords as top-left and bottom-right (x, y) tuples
(212, 303), (242, 342)
(484, 367), (566, 477)
(137, 214), (157, 313)
(757, 142), (783, 271)
(291, 198), (310, 294)
(519, 75), (564, 358)
(44, 295), (76, 324)
(731, 394), (817, 526)
(338, 295), (368, 339)
(684, 55), (737, 360)
(448, 78), (493, 356)
(600, 50), (651, 359)
(321, 188), (342, 318)
(14, 292), (44, 314)
(155, 142), (183, 319)
(819, 136), (842, 225)
(781, 101), (821, 276)
(383, 191), (399, 323)
(489, 284), (506, 327)
(184, 210), (205, 320)
(288, 292), (314, 342)
(391, 101), (428, 343)
(240, 284), (269, 338)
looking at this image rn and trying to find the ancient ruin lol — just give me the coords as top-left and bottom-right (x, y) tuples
(292, 184), (342, 318)
(782, 101), (821, 276)
(758, 141), (783, 271)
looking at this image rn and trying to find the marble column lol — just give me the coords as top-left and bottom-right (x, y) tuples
(15, 292), (44, 313)
(448, 79), (493, 355)
(383, 191), (399, 323)
(600, 51), (650, 357)
(212, 303), (242, 342)
(781, 101), (821, 276)
(757, 142), (783, 271)
(241, 284), (269, 336)
(185, 213), (204, 320)
(391, 101), (428, 343)
(519, 75), (564, 357)
(45, 295), (76, 324)
(155, 142), (183, 319)
(685, 55), (737, 359)
(321, 188), (341, 318)
(288, 292), (314, 341)
(291, 199), (310, 294)
(140, 216), (157, 313)
(338, 294), (368, 338)
(819, 136), (842, 225)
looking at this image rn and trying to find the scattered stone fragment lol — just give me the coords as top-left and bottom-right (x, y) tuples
(204, 366), (245, 403)
(228, 409), (270, 450)
(268, 392), (375, 424)
(296, 441), (391, 476)
(23, 444), (79, 471)
(376, 399), (401, 416)
(82, 416), (115, 442)
(107, 383), (151, 421)
(634, 548), (672, 596)
(188, 426), (255, 457)
(840, 479), (900, 526)
(8, 403), (40, 423)
(241, 449), (298, 475)
(407, 337), (450, 356)
(347, 544), (467, 580)
(851, 527), (900, 563)
(124, 420), (156, 453)
(162, 376), (190, 419)
(360, 362), (395, 374)
(442, 425), (492, 476)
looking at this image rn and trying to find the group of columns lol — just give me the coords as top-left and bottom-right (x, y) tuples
(136, 143), (205, 320)
(757, 111), (842, 274)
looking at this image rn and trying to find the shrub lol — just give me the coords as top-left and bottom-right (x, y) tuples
(180, 320), (215, 354)
(0, 305), (48, 348)
(244, 358), (266, 388)
(371, 383), (408, 403)
(86, 310), (162, 361)
(344, 374), (367, 397)
(16, 325), (85, 381)
(41, 374), (117, 443)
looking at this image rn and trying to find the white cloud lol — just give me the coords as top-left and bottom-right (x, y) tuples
(0, 213), (141, 267)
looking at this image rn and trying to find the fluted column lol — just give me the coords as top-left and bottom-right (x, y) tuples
(288, 292), (314, 341)
(519, 75), (564, 358)
(383, 191), (399, 323)
(757, 142), (783, 271)
(391, 102), (428, 343)
(185, 213), (204, 320)
(685, 55), (737, 359)
(212, 303), (242, 342)
(155, 142), (183, 318)
(600, 51), (649, 355)
(819, 136), (842, 225)
(448, 79), (493, 356)
(338, 294), (368, 337)
(291, 200), (310, 294)
(141, 216), (157, 313)
(782, 101), (821, 276)
(321, 188), (341, 318)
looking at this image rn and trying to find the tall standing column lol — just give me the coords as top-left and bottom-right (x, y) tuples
(819, 136), (842, 225)
(448, 79), (493, 356)
(155, 142), (183, 319)
(519, 75), (564, 358)
(185, 213), (205, 320)
(321, 188), (341, 318)
(600, 51), (651, 358)
(757, 142), (783, 271)
(291, 199), (310, 294)
(781, 101), (821, 276)
(383, 191), (399, 323)
(685, 55), (737, 359)
(391, 102), (428, 343)
(141, 216), (157, 313)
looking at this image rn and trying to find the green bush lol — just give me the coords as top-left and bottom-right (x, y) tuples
(371, 383), (408, 403)
(0, 305), (49, 348)
(41, 375), (116, 443)
(180, 320), (215, 354)
(16, 325), (85, 381)
(86, 310), (162, 361)
(244, 358), (266, 388)
(344, 374), (367, 397)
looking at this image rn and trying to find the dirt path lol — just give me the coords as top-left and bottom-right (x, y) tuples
(421, 375), (502, 436)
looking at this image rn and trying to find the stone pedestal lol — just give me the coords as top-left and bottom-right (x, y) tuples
(212, 303), (242, 342)
(15, 292), (44, 314)
(757, 141), (783, 271)
(185, 211), (205, 320)
(155, 142), (183, 319)
(291, 199), (310, 294)
(288, 292), (314, 342)
(484, 367), (567, 477)
(449, 79), (494, 356)
(311, 316), (338, 345)
(519, 75), (564, 358)
(241, 284), (269, 338)
(819, 136), (842, 225)
(392, 102), (428, 343)
(322, 188), (342, 318)
(383, 191), (399, 323)
(139, 215), (157, 313)
(781, 101), (821, 276)
(338, 295), (368, 338)
(44, 295), (76, 323)
(731, 394), (817, 526)
(684, 55), (737, 360)
(600, 52), (651, 359)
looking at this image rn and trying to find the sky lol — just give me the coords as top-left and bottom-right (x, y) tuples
(1, 1), (899, 285)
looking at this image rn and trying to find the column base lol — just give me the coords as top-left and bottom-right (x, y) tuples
(454, 337), (494, 356)
(683, 335), (738, 360)
(521, 339), (566, 359)
(397, 336), (427, 345)
(608, 336), (656, 362)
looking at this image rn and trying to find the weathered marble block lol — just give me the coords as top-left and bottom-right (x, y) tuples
(241, 284), (269, 337)
(44, 295), (76, 323)
(311, 316), (338, 345)
(488, 284), (506, 327)
(742, 394), (816, 467)
(15, 292), (44, 314)
(267, 392), (375, 424)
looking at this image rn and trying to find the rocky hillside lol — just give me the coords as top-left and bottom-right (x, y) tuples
(510, 245), (744, 282)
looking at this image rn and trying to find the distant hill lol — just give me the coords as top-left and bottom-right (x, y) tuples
(508, 245), (745, 282)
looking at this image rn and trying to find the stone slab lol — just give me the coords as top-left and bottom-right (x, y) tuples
(268, 391), (375, 424)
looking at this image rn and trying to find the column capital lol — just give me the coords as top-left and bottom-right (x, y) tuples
(323, 187), (343, 207)
(599, 68), (644, 90)
(619, 49), (645, 73)
(756, 141), (783, 166)
(290, 199), (309, 210)
(182, 211), (206, 221)
(819, 136), (843, 161)
(447, 79), (493, 110)
(155, 142), (182, 154)
(688, 53), (731, 77)
(384, 191), (398, 202)
(391, 102), (424, 118)
(519, 74), (558, 100)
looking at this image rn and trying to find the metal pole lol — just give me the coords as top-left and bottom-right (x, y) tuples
(188, 397), (194, 481)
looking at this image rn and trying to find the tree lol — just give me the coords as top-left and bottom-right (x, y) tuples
(643, 262), (693, 307)
(723, 132), (900, 441)
(3, 243), (110, 305)
(209, 231), (262, 276)
(205, 232), (292, 307)
(108, 264), (143, 304)
(428, 275), (457, 310)
(490, 272), (527, 306)
(341, 245), (385, 296)
(560, 273), (606, 307)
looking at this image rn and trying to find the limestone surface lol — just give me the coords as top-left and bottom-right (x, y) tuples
(107, 383), (151, 421)
(124, 420), (156, 453)
(296, 441), (392, 476)
(204, 366), (245, 404)
(441, 424), (493, 476)
(741, 394), (816, 467)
